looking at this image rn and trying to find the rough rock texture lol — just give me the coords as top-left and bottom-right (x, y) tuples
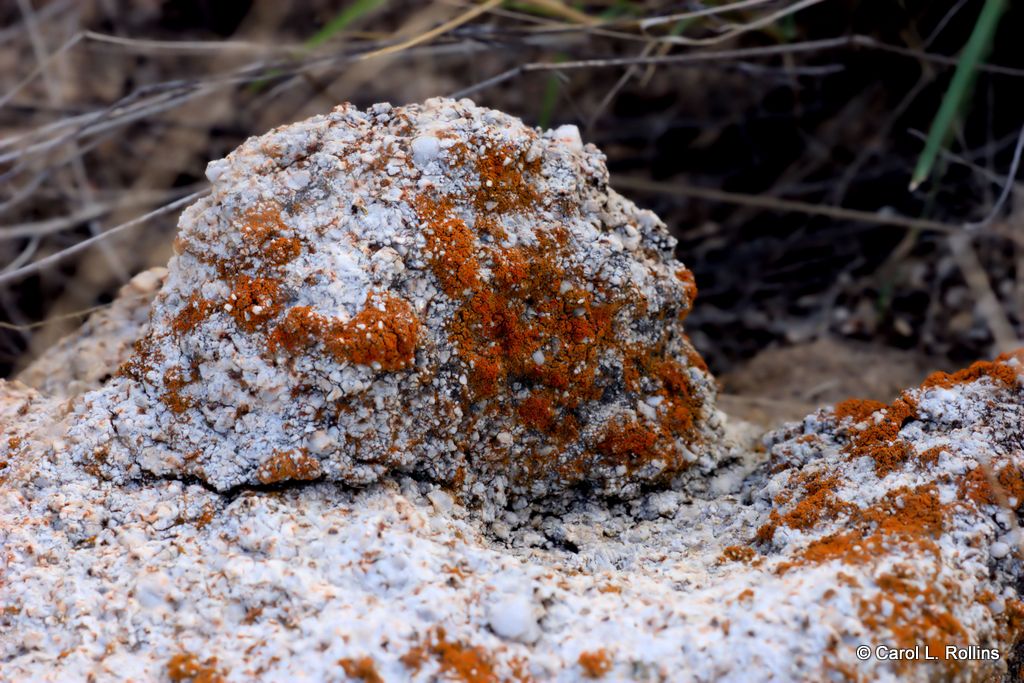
(4, 101), (1024, 682)
(3, 298), (1024, 681)
(70, 98), (721, 502)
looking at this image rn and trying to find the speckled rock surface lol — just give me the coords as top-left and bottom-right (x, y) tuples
(3, 308), (1024, 681)
(4, 101), (1024, 683)
(68, 98), (721, 502)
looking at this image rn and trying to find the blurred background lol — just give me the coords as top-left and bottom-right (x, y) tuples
(1, 0), (1022, 425)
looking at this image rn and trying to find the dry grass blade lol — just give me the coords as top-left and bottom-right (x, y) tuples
(0, 188), (201, 240)
(634, 0), (776, 30)
(642, 0), (829, 47)
(360, 0), (503, 61)
(948, 232), (1020, 354)
(612, 176), (959, 234)
(0, 293), (149, 331)
(451, 34), (1024, 99)
(0, 32), (82, 110)
(451, 36), (856, 97)
(966, 122), (1024, 230)
(517, 0), (599, 26)
(81, 30), (301, 55)
(0, 190), (208, 288)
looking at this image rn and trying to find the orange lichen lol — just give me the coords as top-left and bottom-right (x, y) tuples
(266, 305), (319, 354)
(239, 204), (286, 245)
(921, 357), (1022, 391)
(917, 446), (944, 467)
(790, 484), (945, 569)
(169, 202), (303, 347)
(832, 398), (886, 424)
(339, 657), (384, 683)
(864, 485), (945, 539)
(226, 275), (283, 333)
(832, 354), (1022, 481)
(786, 531), (868, 568)
(596, 416), (659, 464)
(256, 449), (322, 485)
(578, 649), (613, 679)
(171, 293), (215, 335)
(195, 503), (216, 529)
(517, 392), (557, 434)
(997, 599), (1024, 651)
(242, 606), (264, 625)
(655, 359), (701, 437)
(405, 126), (712, 491)
(189, 202), (302, 277)
(858, 569), (967, 675)
(958, 464), (1024, 509)
(399, 646), (429, 673)
(468, 141), (541, 215)
(327, 293), (420, 370)
(674, 268), (697, 317)
(433, 640), (498, 683)
(119, 336), (160, 383)
(756, 472), (855, 545)
(162, 368), (194, 415)
(720, 545), (759, 564)
(167, 652), (224, 683)
(401, 628), (498, 683)
(408, 142), (713, 489)
(782, 473), (855, 531)
(415, 194), (481, 297)
(843, 393), (918, 477)
(265, 236), (302, 266)
(269, 292), (420, 371)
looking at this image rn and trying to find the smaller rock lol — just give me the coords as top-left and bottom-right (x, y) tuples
(487, 594), (540, 644)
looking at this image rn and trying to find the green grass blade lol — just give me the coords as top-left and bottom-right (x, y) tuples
(305, 0), (389, 51)
(248, 0), (388, 94)
(538, 54), (566, 129)
(910, 0), (1007, 190)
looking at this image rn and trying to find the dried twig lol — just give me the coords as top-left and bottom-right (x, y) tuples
(966, 123), (1024, 230)
(359, 0), (503, 61)
(0, 292), (150, 331)
(611, 176), (959, 234)
(450, 34), (1024, 99)
(948, 232), (1020, 354)
(0, 190), (208, 288)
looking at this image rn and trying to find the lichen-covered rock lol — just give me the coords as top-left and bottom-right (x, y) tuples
(4, 316), (1024, 681)
(70, 98), (721, 500)
(13, 98), (1023, 681)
